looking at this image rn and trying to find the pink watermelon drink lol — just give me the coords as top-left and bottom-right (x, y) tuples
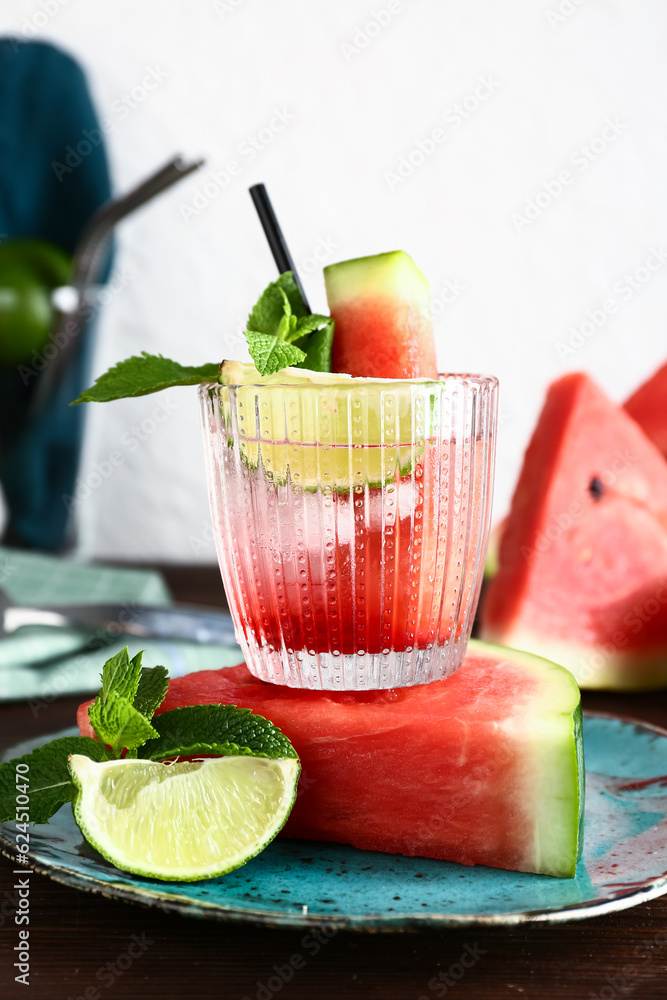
(201, 366), (497, 690)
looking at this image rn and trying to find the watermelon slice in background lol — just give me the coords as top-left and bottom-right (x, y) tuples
(481, 372), (667, 690)
(78, 640), (584, 878)
(324, 251), (438, 379)
(625, 360), (667, 459)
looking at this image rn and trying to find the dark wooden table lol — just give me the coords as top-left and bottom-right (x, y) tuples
(1, 566), (666, 999)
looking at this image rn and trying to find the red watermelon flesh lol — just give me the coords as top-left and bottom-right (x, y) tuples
(481, 372), (667, 690)
(78, 640), (584, 878)
(324, 251), (438, 379)
(625, 361), (667, 459)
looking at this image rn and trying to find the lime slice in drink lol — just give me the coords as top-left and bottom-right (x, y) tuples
(68, 753), (300, 881)
(220, 360), (356, 388)
(216, 361), (440, 489)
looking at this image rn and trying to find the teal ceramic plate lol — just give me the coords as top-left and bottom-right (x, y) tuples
(2, 713), (667, 929)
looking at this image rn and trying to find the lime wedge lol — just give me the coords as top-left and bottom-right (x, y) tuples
(214, 361), (439, 489)
(219, 360), (356, 387)
(68, 753), (300, 882)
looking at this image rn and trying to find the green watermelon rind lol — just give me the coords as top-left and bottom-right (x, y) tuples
(467, 638), (584, 879)
(323, 250), (430, 308)
(481, 626), (667, 692)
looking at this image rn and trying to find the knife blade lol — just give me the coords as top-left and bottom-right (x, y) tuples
(2, 601), (239, 647)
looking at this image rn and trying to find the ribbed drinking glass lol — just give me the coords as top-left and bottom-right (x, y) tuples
(199, 375), (498, 690)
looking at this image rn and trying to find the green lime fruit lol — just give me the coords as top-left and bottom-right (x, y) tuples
(0, 238), (72, 366)
(68, 753), (300, 882)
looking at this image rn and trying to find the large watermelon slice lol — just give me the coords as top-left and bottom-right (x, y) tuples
(324, 251), (438, 378)
(78, 640), (584, 878)
(481, 372), (667, 690)
(625, 360), (667, 459)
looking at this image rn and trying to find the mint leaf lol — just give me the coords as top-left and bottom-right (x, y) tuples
(247, 272), (307, 335)
(294, 314), (332, 338)
(278, 273), (308, 319)
(0, 738), (111, 824)
(276, 288), (305, 343)
(71, 353), (219, 404)
(98, 648), (143, 705)
(246, 332), (306, 376)
(137, 704), (298, 762)
(245, 276), (308, 373)
(294, 318), (334, 372)
(282, 318), (302, 343)
(89, 691), (159, 758)
(132, 665), (169, 721)
(89, 647), (149, 752)
(275, 312), (295, 343)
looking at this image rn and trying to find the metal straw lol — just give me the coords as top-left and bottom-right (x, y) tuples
(30, 155), (204, 414)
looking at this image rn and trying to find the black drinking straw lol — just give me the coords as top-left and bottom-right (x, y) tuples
(249, 183), (311, 313)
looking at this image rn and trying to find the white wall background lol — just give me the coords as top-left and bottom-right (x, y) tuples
(2, 0), (666, 563)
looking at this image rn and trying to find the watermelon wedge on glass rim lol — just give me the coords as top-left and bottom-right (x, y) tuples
(78, 639), (584, 879)
(324, 251), (438, 379)
(481, 372), (667, 690)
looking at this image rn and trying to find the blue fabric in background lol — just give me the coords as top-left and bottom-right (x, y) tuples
(0, 38), (112, 550)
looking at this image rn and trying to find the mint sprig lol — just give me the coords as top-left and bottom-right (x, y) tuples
(0, 649), (298, 826)
(87, 648), (159, 757)
(244, 272), (333, 376)
(71, 271), (334, 403)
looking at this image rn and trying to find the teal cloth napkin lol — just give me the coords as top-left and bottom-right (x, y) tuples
(0, 548), (242, 705)
(0, 39), (114, 550)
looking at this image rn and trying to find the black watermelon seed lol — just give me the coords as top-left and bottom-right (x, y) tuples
(589, 476), (605, 501)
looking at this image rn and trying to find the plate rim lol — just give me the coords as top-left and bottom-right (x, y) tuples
(2, 711), (667, 931)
